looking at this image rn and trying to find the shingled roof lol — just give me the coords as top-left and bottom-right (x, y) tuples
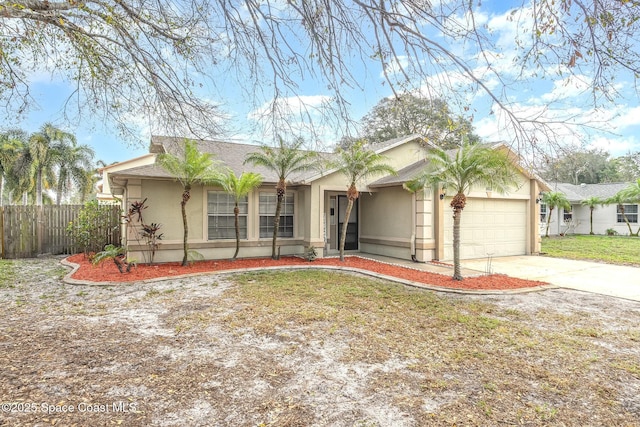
(111, 136), (332, 184)
(548, 182), (630, 202)
(110, 135), (429, 185)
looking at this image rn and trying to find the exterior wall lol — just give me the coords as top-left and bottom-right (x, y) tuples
(375, 140), (425, 171)
(308, 137), (428, 257)
(125, 180), (306, 263)
(442, 175), (534, 261)
(310, 170), (371, 257)
(98, 154), (156, 203)
(359, 187), (414, 259)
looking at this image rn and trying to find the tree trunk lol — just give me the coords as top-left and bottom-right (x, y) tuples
(233, 204), (240, 259)
(56, 177), (63, 206)
(452, 208), (463, 280)
(619, 205), (634, 236)
(590, 208), (594, 235)
(181, 187), (190, 266)
(450, 192), (466, 281)
(339, 198), (354, 262)
(545, 207), (554, 237)
(272, 193), (283, 260)
(36, 168), (43, 206)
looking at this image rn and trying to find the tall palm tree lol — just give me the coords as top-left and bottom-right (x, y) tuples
(158, 139), (222, 266)
(619, 179), (640, 236)
(0, 129), (28, 206)
(217, 170), (263, 259)
(77, 167), (100, 203)
(329, 141), (396, 261)
(28, 123), (76, 205)
(542, 191), (571, 237)
(580, 196), (603, 235)
(619, 178), (640, 202)
(55, 142), (95, 205)
(244, 137), (317, 259)
(405, 143), (517, 281)
(8, 133), (35, 205)
(606, 191), (637, 236)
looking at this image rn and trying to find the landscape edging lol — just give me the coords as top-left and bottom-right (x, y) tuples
(60, 257), (558, 295)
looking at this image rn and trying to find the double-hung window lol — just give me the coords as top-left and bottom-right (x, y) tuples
(540, 203), (547, 223)
(207, 191), (247, 239)
(563, 207), (573, 222)
(617, 204), (638, 223)
(259, 192), (294, 238)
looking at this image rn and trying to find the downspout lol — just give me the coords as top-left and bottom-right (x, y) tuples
(411, 191), (425, 263)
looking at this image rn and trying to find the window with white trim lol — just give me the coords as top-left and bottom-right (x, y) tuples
(540, 203), (547, 223)
(563, 207), (573, 221)
(617, 204), (638, 223)
(207, 191), (247, 239)
(259, 192), (294, 238)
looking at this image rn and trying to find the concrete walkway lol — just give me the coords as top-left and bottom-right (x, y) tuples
(361, 253), (640, 302)
(462, 256), (640, 302)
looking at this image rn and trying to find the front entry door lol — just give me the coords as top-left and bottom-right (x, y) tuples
(337, 195), (358, 250)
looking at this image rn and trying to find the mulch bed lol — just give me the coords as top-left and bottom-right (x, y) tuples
(66, 254), (548, 291)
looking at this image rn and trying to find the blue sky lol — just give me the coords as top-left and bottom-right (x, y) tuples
(11, 0), (640, 166)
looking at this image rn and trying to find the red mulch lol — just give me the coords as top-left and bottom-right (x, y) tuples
(66, 254), (548, 291)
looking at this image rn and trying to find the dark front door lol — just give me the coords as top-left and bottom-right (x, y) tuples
(338, 195), (358, 250)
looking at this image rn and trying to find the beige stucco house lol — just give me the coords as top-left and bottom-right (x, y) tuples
(101, 135), (547, 263)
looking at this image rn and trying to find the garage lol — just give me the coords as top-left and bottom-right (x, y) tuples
(443, 197), (528, 261)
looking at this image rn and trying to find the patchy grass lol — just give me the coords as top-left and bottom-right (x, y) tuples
(0, 259), (16, 288)
(1, 259), (639, 426)
(541, 234), (640, 266)
(218, 270), (640, 425)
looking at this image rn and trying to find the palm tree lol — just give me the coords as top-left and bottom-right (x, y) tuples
(618, 179), (640, 236)
(55, 142), (95, 205)
(329, 141), (397, 261)
(28, 123), (76, 206)
(580, 196), (603, 235)
(157, 139), (223, 266)
(8, 133), (35, 205)
(541, 191), (571, 238)
(77, 167), (100, 203)
(216, 170), (263, 259)
(244, 137), (317, 259)
(0, 129), (28, 206)
(606, 191), (637, 236)
(405, 142), (517, 281)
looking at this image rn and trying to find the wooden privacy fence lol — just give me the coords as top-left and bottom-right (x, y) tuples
(0, 205), (121, 259)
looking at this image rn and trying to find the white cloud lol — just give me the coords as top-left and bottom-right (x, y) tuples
(610, 105), (640, 130)
(537, 75), (592, 103)
(588, 135), (640, 157)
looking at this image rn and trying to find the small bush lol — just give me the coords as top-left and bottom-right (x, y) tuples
(66, 200), (119, 256)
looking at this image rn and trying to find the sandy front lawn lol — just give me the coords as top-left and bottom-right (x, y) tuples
(0, 256), (639, 426)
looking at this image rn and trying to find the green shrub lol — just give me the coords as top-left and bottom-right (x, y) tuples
(66, 200), (119, 256)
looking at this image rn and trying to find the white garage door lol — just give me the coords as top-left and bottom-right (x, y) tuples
(444, 198), (528, 260)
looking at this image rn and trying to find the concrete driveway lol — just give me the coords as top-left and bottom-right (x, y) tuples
(462, 256), (640, 302)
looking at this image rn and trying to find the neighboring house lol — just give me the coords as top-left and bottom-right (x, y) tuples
(541, 182), (636, 236)
(101, 135), (547, 263)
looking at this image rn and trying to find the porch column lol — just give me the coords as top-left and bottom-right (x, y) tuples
(530, 179), (542, 254)
(415, 189), (437, 262)
(434, 188), (445, 261)
(124, 179), (143, 247)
